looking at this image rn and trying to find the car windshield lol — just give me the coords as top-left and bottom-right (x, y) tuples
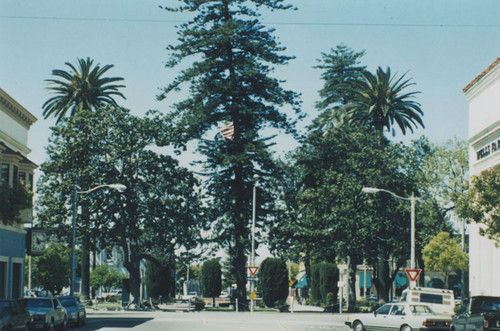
(26, 299), (52, 308)
(410, 305), (434, 315)
(472, 298), (500, 312)
(59, 297), (77, 307)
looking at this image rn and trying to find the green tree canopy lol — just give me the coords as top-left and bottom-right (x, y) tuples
(0, 182), (32, 225)
(457, 168), (500, 244)
(36, 106), (206, 306)
(422, 232), (468, 288)
(145, 259), (175, 301)
(90, 265), (123, 294)
(31, 242), (71, 295)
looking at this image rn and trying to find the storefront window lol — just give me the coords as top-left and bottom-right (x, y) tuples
(0, 261), (6, 299)
(0, 164), (8, 184)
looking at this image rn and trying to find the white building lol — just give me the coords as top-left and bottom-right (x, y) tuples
(463, 57), (500, 296)
(0, 88), (37, 298)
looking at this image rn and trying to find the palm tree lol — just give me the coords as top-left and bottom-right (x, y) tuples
(342, 66), (424, 140)
(42, 57), (126, 123)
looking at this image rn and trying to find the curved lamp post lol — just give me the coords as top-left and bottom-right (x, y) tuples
(250, 174), (258, 312)
(361, 187), (418, 278)
(70, 183), (127, 295)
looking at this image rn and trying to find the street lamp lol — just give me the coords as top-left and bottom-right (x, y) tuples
(251, 175), (258, 269)
(70, 183), (126, 296)
(250, 174), (258, 312)
(361, 187), (417, 272)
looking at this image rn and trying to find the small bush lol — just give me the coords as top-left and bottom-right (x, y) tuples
(274, 299), (289, 312)
(351, 299), (382, 312)
(191, 297), (205, 311)
(324, 292), (336, 312)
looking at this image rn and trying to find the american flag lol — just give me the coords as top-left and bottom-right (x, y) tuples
(220, 122), (234, 140)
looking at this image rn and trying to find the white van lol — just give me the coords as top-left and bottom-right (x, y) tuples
(399, 287), (455, 315)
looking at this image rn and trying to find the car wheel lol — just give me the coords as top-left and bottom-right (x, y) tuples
(353, 321), (365, 331)
(401, 325), (413, 331)
(59, 317), (67, 331)
(79, 313), (86, 326)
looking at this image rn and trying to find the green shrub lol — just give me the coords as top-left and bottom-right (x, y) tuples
(274, 299), (289, 312)
(201, 259), (222, 299)
(258, 258), (288, 308)
(190, 296), (205, 311)
(310, 262), (339, 306)
(324, 292), (336, 312)
(351, 299), (382, 312)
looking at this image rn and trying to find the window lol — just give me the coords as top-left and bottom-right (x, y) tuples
(1, 164), (9, 184)
(0, 261), (6, 298)
(28, 174), (34, 191)
(12, 263), (22, 299)
(12, 166), (18, 187)
(377, 304), (392, 315)
(391, 305), (406, 315)
(18, 171), (26, 183)
(411, 305), (433, 315)
(420, 293), (443, 304)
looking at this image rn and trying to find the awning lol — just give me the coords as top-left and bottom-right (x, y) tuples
(359, 272), (372, 288)
(296, 273), (308, 288)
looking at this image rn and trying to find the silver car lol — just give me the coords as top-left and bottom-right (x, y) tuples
(57, 296), (86, 326)
(345, 303), (452, 331)
(23, 297), (68, 330)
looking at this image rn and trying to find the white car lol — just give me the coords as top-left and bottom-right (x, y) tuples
(345, 303), (452, 331)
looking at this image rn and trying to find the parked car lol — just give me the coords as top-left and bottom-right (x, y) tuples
(0, 299), (32, 331)
(22, 297), (68, 330)
(57, 296), (86, 326)
(451, 296), (500, 331)
(182, 292), (199, 301)
(345, 302), (452, 331)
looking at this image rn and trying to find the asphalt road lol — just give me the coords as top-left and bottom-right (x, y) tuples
(76, 310), (350, 331)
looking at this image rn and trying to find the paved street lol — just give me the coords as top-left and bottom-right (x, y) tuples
(76, 310), (349, 331)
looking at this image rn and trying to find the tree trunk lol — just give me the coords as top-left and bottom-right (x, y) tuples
(124, 253), (142, 308)
(348, 257), (361, 305)
(377, 257), (391, 302)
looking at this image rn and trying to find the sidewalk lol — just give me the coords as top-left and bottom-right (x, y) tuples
(289, 302), (325, 312)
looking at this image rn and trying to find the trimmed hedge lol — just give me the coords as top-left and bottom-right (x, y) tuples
(258, 258), (288, 308)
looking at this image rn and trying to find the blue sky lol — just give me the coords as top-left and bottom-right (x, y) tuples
(2, 0), (500, 169)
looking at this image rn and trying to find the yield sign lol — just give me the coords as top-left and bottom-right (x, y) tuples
(406, 269), (422, 282)
(248, 266), (259, 277)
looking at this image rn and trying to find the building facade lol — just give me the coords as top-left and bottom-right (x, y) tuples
(463, 57), (500, 296)
(0, 88), (37, 298)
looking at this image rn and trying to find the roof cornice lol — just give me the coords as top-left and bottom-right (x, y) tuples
(0, 88), (37, 129)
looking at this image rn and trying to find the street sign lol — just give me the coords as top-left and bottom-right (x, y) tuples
(249, 291), (257, 300)
(289, 279), (294, 286)
(405, 269), (422, 282)
(248, 266), (259, 277)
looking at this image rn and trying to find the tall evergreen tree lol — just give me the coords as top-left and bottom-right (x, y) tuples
(159, 0), (301, 309)
(314, 44), (366, 123)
